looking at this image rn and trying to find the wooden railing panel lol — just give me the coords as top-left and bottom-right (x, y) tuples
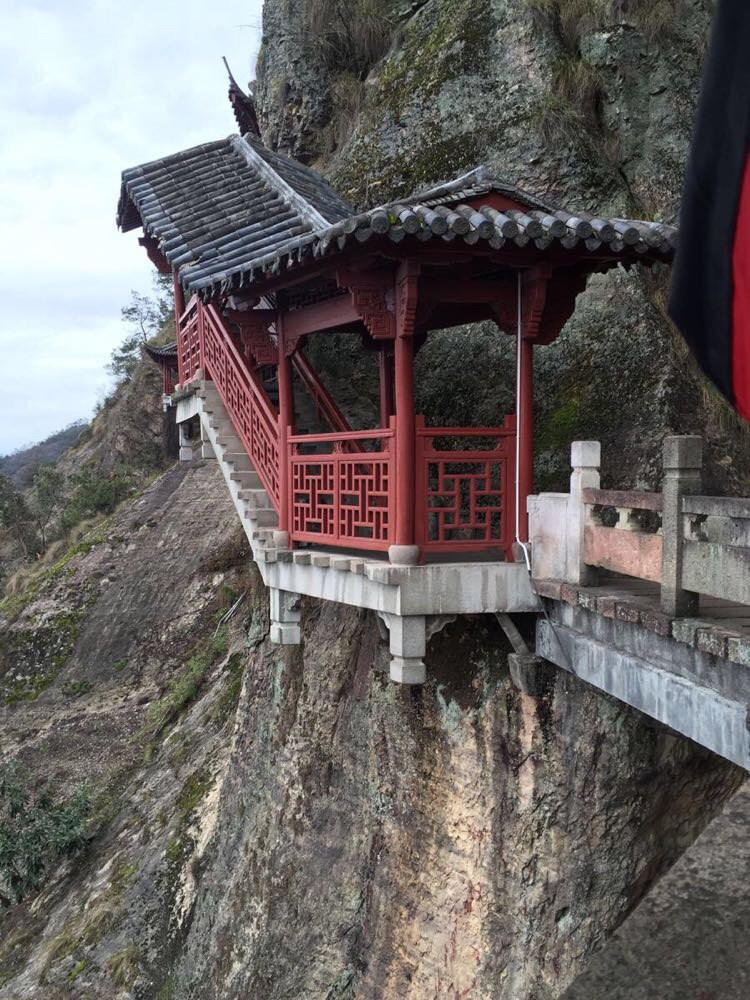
(199, 303), (281, 509)
(288, 427), (395, 551)
(177, 295), (202, 384)
(415, 417), (516, 558)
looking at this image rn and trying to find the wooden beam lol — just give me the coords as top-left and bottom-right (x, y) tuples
(393, 261), (420, 557)
(281, 295), (362, 345)
(419, 277), (515, 303)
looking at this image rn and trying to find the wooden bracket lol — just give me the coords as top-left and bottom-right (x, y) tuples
(489, 263), (586, 345)
(337, 268), (396, 340)
(396, 260), (420, 338)
(139, 236), (170, 275)
(226, 309), (277, 366)
(520, 263), (552, 340)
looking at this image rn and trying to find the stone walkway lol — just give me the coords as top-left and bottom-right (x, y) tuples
(563, 783), (750, 1000)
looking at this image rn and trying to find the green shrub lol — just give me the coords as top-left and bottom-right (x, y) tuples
(306, 0), (398, 77)
(0, 766), (91, 905)
(61, 466), (132, 532)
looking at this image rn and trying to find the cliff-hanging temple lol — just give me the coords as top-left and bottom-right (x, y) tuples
(119, 73), (750, 771)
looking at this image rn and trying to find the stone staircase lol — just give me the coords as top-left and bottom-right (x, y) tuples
(195, 375), (346, 565)
(195, 382), (283, 563)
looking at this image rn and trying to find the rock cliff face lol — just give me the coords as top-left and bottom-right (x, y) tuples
(2, 3), (748, 998)
(0, 460), (743, 999)
(257, 0), (750, 494)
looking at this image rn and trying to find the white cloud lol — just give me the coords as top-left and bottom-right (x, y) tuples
(0, 0), (263, 454)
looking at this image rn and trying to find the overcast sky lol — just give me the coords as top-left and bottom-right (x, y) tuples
(0, 0), (264, 455)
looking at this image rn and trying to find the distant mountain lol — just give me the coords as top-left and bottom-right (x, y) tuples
(0, 421), (88, 488)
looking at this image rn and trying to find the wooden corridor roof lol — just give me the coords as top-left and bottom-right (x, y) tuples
(143, 342), (177, 362)
(117, 134), (353, 293)
(118, 134), (677, 299)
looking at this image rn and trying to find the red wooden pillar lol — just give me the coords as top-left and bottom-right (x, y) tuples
(378, 346), (394, 428)
(518, 336), (534, 542)
(276, 314), (295, 547)
(391, 262), (420, 564)
(173, 271), (186, 384)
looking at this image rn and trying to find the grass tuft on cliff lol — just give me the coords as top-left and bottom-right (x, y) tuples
(138, 626), (230, 748)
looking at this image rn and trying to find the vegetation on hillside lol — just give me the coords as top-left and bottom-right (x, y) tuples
(109, 273), (174, 384)
(304, 0), (402, 153)
(0, 766), (91, 906)
(0, 275), (175, 586)
(0, 423), (88, 490)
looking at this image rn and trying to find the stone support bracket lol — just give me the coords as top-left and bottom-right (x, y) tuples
(270, 588), (302, 646)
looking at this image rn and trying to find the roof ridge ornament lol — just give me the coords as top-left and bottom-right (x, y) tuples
(223, 56), (261, 138)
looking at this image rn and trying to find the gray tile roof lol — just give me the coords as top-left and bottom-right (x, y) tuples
(143, 342), (177, 362)
(221, 167), (677, 296)
(117, 134), (353, 293)
(119, 145), (677, 299)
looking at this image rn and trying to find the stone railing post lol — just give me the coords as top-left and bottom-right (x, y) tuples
(567, 441), (600, 585)
(661, 435), (702, 617)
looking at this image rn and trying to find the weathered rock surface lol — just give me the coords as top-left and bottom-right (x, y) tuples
(257, 0), (750, 494)
(563, 782), (750, 1000)
(0, 461), (743, 999)
(3, 3), (750, 997)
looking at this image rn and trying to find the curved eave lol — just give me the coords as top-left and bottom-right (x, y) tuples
(193, 218), (675, 301)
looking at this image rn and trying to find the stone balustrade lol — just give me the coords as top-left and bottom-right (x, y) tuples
(529, 436), (750, 614)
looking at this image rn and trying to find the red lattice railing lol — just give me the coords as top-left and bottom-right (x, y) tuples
(201, 304), (281, 509)
(177, 296), (519, 559)
(415, 416), (516, 558)
(289, 426), (395, 550)
(177, 296), (202, 385)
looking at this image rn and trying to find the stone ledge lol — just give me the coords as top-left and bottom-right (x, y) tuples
(537, 578), (750, 666)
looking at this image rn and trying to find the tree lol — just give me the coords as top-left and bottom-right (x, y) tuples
(0, 474), (39, 558)
(110, 273), (175, 383)
(29, 464), (65, 550)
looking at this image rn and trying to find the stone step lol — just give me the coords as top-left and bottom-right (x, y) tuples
(223, 451), (253, 471)
(214, 431), (243, 448)
(210, 421), (240, 440)
(244, 507), (278, 528)
(252, 528), (274, 542)
(230, 471), (263, 488)
(237, 488), (269, 508)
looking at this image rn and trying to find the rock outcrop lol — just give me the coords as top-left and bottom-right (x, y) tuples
(0, 458), (742, 998)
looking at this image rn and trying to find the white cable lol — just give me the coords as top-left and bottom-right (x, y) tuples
(515, 271), (532, 573)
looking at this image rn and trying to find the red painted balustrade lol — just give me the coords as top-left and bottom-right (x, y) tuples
(415, 416), (516, 559)
(288, 426), (395, 551)
(176, 298), (517, 559)
(177, 296), (202, 384)
(180, 297), (281, 508)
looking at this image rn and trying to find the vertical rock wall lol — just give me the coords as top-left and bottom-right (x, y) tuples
(256, 0), (750, 494)
(173, 606), (740, 999)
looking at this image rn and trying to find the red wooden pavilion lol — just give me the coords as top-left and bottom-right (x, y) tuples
(122, 79), (674, 566)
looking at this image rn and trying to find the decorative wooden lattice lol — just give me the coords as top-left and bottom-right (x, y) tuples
(415, 416), (516, 558)
(201, 304), (280, 508)
(289, 429), (395, 550)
